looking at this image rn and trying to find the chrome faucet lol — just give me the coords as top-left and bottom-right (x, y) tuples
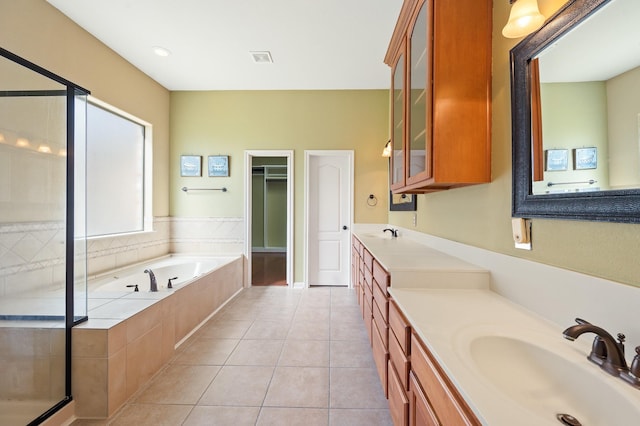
(563, 318), (628, 377)
(144, 269), (158, 292)
(383, 228), (399, 238)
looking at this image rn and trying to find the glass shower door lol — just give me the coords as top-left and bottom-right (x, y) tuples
(0, 49), (88, 425)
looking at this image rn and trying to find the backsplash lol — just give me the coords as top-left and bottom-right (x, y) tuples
(0, 217), (244, 296)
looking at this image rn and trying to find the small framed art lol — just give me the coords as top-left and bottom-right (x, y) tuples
(180, 155), (202, 177)
(574, 147), (597, 170)
(545, 149), (568, 171)
(208, 155), (230, 177)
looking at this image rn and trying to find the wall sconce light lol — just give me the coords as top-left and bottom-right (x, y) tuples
(382, 140), (391, 157)
(502, 0), (545, 39)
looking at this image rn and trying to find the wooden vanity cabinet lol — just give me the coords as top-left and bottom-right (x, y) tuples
(410, 332), (480, 426)
(371, 258), (392, 398)
(386, 0), (492, 193)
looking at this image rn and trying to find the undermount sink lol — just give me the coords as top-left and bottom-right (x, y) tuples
(468, 334), (640, 425)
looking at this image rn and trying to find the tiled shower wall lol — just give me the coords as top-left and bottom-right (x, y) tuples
(0, 217), (244, 296)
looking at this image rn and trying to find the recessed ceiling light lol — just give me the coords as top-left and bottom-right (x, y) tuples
(249, 51), (273, 64)
(153, 46), (171, 57)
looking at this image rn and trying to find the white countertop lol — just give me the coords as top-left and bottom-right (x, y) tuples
(353, 227), (640, 425)
(389, 287), (640, 425)
(354, 230), (490, 289)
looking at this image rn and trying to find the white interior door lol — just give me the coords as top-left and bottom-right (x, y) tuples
(305, 151), (353, 287)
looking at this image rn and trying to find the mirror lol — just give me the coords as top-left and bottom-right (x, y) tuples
(511, 0), (640, 222)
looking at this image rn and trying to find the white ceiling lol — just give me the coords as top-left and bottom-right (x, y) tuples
(47, 0), (404, 91)
(538, 0), (640, 83)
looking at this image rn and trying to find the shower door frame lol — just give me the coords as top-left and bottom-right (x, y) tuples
(0, 47), (90, 425)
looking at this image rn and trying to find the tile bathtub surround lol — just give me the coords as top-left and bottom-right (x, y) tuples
(72, 257), (244, 419)
(170, 217), (244, 255)
(70, 287), (393, 426)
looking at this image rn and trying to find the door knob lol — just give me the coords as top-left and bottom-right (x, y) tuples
(342, 225), (348, 230)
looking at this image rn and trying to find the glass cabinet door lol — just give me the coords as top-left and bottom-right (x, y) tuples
(408, 0), (430, 183)
(391, 49), (405, 189)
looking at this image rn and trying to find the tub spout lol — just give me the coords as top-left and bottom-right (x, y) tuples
(144, 269), (158, 292)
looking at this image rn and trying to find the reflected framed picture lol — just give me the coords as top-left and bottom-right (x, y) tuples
(545, 149), (568, 171)
(574, 147), (597, 170)
(389, 191), (417, 211)
(208, 155), (229, 177)
(180, 155), (202, 177)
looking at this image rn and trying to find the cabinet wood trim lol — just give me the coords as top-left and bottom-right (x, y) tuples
(409, 371), (440, 426)
(389, 359), (410, 426)
(411, 333), (480, 426)
(389, 299), (411, 354)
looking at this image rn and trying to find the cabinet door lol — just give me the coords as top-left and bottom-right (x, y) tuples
(390, 45), (406, 190)
(409, 371), (439, 426)
(407, 0), (432, 186)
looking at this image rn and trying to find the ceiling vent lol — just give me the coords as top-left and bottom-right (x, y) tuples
(249, 51), (273, 64)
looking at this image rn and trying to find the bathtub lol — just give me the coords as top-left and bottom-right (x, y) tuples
(89, 255), (239, 292)
(74, 253), (245, 419)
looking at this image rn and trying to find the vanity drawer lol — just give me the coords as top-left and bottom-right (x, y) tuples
(373, 279), (389, 321)
(372, 299), (389, 349)
(364, 267), (373, 291)
(389, 299), (411, 355)
(389, 325), (410, 391)
(411, 333), (479, 426)
(388, 359), (409, 426)
(364, 280), (373, 307)
(372, 317), (389, 398)
(363, 249), (373, 273)
(373, 259), (390, 290)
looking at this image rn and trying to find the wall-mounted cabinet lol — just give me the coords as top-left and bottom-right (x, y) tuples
(386, 0), (492, 193)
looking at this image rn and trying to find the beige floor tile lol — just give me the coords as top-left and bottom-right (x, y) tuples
(329, 408), (393, 426)
(109, 403), (192, 426)
(288, 319), (330, 340)
(329, 368), (388, 409)
(278, 339), (330, 367)
(257, 407), (329, 426)
(330, 289), (359, 307)
(244, 320), (291, 340)
(330, 320), (368, 341)
(226, 339), (284, 366)
(331, 306), (364, 323)
(172, 338), (239, 365)
(134, 365), (220, 404)
(294, 307), (331, 322)
(263, 367), (329, 408)
(197, 319), (253, 339)
(183, 405), (260, 426)
(330, 339), (375, 368)
(198, 365), (274, 406)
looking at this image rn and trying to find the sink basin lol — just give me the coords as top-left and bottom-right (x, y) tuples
(468, 335), (640, 425)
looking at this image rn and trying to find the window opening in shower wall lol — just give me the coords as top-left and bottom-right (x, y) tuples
(0, 47), (89, 426)
(86, 98), (152, 238)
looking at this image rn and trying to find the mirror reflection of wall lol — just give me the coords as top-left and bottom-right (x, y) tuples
(531, 0), (640, 195)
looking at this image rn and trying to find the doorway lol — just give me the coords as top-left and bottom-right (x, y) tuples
(244, 151), (294, 287)
(304, 150), (354, 287)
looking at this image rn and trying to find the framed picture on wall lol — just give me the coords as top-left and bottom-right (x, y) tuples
(574, 147), (597, 170)
(180, 155), (202, 177)
(545, 149), (568, 171)
(208, 155), (230, 177)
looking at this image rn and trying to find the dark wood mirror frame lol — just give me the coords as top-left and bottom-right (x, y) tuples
(510, 0), (640, 223)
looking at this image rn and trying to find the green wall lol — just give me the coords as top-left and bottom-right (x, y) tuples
(170, 90), (391, 282)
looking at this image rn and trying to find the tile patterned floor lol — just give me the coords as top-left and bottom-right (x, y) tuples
(71, 286), (392, 426)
